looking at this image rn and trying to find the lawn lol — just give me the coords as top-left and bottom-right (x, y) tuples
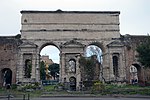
(0, 84), (150, 98)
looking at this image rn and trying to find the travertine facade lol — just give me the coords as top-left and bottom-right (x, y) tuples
(19, 10), (124, 89)
(0, 10), (149, 88)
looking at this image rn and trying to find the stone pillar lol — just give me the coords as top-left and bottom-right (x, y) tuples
(60, 53), (66, 82)
(31, 54), (36, 81)
(76, 54), (81, 90)
(101, 53), (109, 82)
(109, 53), (114, 81)
(18, 53), (24, 82)
(119, 53), (126, 81)
(35, 54), (40, 82)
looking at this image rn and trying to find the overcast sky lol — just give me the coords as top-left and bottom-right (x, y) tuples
(1, 0), (150, 63)
(0, 0), (150, 36)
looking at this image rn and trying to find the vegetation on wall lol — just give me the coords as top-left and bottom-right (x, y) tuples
(15, 34), (21, 39)
(136, 37), (150, 68)
(79, 55), (99, 81)
(79, 56), (95, 81)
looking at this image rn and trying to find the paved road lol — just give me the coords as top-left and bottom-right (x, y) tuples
(0, 97), (150, 100)
(31, 97), (150, 100)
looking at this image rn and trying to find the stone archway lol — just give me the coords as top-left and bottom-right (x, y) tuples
(18, 10), (125, 88)
(1, 68), (12, 87)
(84, 43), (104, 81)
(132, 64), (142, 83)
(39, 43), (60, 81)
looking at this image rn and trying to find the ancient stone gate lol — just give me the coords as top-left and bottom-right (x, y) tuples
(18, 10), (126, 89)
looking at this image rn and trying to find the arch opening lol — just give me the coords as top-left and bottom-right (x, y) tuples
(112, 54), (119, 78)
(85, 44), (103, 63)
(40, 45), (60, 82)
(131, 64), (142, 83)
(69, 76), (76, 91)
(1, 68), (12, 87)
(83, 44), (103, 81)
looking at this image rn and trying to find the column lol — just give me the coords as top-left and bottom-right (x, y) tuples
(31, 54), (36, 80)
(35, 54), (40, 82)
(76, 54), (81, 90)
(60, 53), (66, 82)
(119, 53), (125, 80)
(17, 52), (24, 83)
(109, 53), (114, 81)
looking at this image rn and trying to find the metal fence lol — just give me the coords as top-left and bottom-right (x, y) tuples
(0, 94), (30, 100)
(42, 80), (58, 85)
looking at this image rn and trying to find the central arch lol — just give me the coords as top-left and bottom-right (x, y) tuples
(84, 42), (104, 81)
(39, 42), (60, 83)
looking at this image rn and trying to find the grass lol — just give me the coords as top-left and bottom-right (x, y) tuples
(43, 85), (55, 91)
(0, 84), (150, 98)
(104, 84), (150, 95)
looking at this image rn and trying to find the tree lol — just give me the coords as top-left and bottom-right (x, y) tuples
(136, 37), (150, 68)
(40, 61), (46, 80)
(48, 63), (59, 80)
(85, 45), (106, 82)
(79, 56), (98, 81)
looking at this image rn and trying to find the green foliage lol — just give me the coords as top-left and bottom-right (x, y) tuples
(18, 82), (41, 91)
(136, 37), (150, 68)
(104, 84), (150, 95)
(53, 83), (65, 91)
(91, 81), (105, 92)
(15, 34), (21, 39)
(79, 56), (96, 80)
(40, 61), (46, 80)
(1, 84), (150, 96)
(48, 63), (59, 80)
(11, 84), (18, 89)
(43, 85), (55, 91)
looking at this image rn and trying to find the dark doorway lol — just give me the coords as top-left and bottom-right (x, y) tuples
(69, 77), (76, 91)
(132, 64), (142, 83)
(113, 55), (119, 77)
(1, 68), (12, 87)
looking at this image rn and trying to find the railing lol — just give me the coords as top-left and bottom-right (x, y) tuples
(42, 80), (59, 85)
(0, 94), (30, 100)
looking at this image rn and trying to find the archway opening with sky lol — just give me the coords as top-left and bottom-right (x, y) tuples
(40, 45), (60, 64)
(40, 45), (60, 81)
(85, 45), (103, 63)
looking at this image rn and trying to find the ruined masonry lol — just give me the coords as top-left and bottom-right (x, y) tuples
(0, 10), (149, 89)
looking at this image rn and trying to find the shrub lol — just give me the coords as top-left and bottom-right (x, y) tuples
(43, 85), (55, 91)
(17, 82), (41, 92)
(54, 83), (64, 91)
(11, 84), (18, 89)
(91, 81), (105, 92)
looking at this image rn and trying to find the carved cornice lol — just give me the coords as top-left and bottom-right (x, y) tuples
(107, 40), (124, 47)
(19, 42), (37, 48)
(60, 39), (85, 48)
